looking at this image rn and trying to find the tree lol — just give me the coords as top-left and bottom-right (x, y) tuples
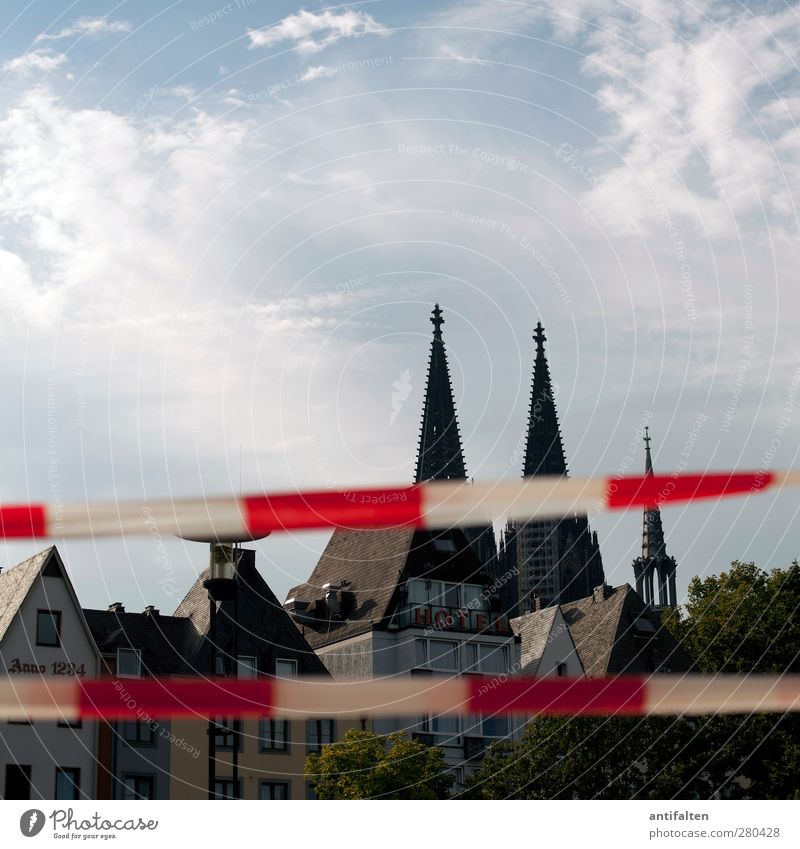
(305, 729), (454, 799)
(466, 562), (800, 800)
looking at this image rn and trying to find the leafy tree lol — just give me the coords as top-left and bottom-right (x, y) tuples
(466, 562), (800, 799)
(305, 729), (454, 799)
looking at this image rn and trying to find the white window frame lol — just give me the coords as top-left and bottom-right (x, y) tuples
(237, 656), (257, 679)
(275, 658), (298, 679)
(117, 648), (141, 678)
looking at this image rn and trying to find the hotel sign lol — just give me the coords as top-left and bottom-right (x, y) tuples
(412, 606), (510, 634)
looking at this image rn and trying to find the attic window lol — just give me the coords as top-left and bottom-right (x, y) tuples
(633, 617), (656, 636)
(117, 648), (141, 678)
(432, 538), (456, 553)
(36, 610), (61, 647)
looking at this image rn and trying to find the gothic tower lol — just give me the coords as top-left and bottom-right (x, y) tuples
(632, 428), (678, 609)
(502, 322), (604, 612)
(414, 304), (499, 577)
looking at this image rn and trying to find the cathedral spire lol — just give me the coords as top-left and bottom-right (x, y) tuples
(522, 322), (567, 477)
(633, 428), (677, 608)
(414, 304), (467, 482)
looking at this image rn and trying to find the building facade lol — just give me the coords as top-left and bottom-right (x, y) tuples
(0, 548), (100, 801)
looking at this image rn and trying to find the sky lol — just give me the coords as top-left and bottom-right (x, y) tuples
(1, 0), (799, 613)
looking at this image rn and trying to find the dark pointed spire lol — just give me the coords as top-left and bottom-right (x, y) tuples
(522, 322), (568, 477)
(414, 304), (467, 482)
(641, 428), (666, 560)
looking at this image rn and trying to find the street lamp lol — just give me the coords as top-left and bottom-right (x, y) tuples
(204, 543), (240, 800)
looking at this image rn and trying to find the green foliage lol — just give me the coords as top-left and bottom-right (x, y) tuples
(466, 561), (800, 800)
(305, 729), (454, 799)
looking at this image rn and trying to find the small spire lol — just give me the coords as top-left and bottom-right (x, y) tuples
(644, 426), (653, 476)
(431, 303), (444, 340)
(534, 321), (546, 354)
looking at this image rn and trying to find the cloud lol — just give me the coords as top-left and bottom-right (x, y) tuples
(34, 17), (131, 42)
(300, 65), (337, 82)
(248, 8), (387, 54)
(2, 50), (67, 75)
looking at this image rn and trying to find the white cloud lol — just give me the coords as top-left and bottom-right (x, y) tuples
(2, 50), (66, 75)
(248, 8), (387, 54)
(35, 17), (131, 42)
(301, 65), (337, 82)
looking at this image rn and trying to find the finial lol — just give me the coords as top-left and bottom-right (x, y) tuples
(534, 321), (546, 353)
(643, 426), (651, 450)
(644, 426), (653, 475)
(431, 303), (444, 340)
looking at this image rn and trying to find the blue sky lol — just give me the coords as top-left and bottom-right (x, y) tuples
(1, 0), (799, 611)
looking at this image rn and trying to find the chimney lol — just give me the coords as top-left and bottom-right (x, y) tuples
(593, 584), (611, 604)
(108, 602), (125, 613)
(144, 605), (159, 618)
(533, 594), (543, 612)
(323, 582), (342, 616)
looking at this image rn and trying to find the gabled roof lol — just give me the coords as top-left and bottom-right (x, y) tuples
(174, 548), (329, 675)
(0, 547), (100, 663)
(560, 584), (693, 676)
(511, 606), (560, 676)
(0, 547), (54, 642)
(287, 528), (415, 649)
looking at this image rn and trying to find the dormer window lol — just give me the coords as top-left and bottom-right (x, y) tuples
(117, 648), (141, 678)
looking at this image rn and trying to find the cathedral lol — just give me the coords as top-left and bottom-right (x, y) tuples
(497, 323), (604, 614)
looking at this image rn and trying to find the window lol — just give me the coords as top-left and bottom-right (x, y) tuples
(466, 642), (509, 674)
(4, 764), (31, 800)
(463, 584), (485, 611)
(36, 610), (61, 647)
(557, 662), (568, 677)
(442, 583), (459, 608)
(429, 640), (459, 671)
(307, 719), (334, 752)
(117, 648), (141, 678)
(259, 718), (289, 752)
(55, 767), (80, 800)
(122, 719), (156, 745)
(237, 656), (257, 678)
(481, 715), (510, 738)
(260, 782), (289, 800)
(414, 639), (428, 667)
(213, 778), (240, 800)
(122, 775), (154, 800)
(274, 658), (297, 679)
(214, 717), (241, 750)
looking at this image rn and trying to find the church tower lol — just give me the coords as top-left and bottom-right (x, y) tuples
(632, 428), (678, 609)
(502, 322), (604, 612)
(414, 304), (499, 576)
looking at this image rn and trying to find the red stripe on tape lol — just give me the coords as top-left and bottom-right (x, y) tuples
(244, 485), (424, 533)
(78, 678), (275, 720)
(0, 504), (47, 538)
(468, 676), (647, 716)
(605, 472), (774, 509)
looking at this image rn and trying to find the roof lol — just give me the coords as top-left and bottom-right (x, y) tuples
(0, 547), (55, 642)
(561, 584), (694, 676)
(286, 527), (415, 649)
(511, 606), (559, 676)
(83, 609), (196, 675)
(174, 548), (329, 675)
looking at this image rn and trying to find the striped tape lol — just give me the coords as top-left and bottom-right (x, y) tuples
(0, 675), (798, 721)
(0, 470), (794, 542)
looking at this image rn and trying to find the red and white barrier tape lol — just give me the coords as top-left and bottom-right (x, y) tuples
(0, 471), (794, 542)
(1, 675), (798, 721)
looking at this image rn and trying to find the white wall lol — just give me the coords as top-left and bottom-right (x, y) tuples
(0, 567), (99, 800)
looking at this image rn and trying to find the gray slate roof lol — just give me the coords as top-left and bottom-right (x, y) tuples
(560, 584), (694, 676)
(511, 605), (559, 676)
(0, 547), (55, 642)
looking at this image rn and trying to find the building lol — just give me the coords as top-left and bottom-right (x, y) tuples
(285, 305), (521, 785)
(511, 602), (584, 678)
(632, 428), (679, 609)
(561, 584), (693, 676)
(85, 546), (343, 801)
(499, 322), (604, 613)
(0, 547), (100, 800)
